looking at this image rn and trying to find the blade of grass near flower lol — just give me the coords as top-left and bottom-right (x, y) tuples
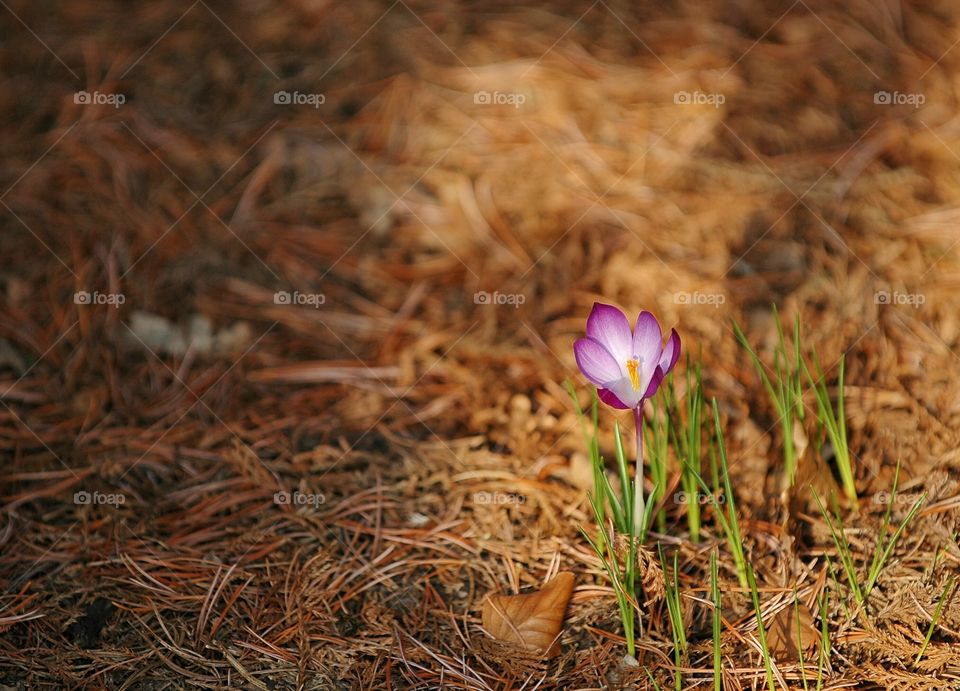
(566, 381), (626, 529)
(711, 548), (721, 691)
(659, 546), (686, 691)
(613, 420), (632, 535)
(677, 359), (703, 542)
(581, 496), (637, 658)
(645, 392), (669, 534)
(665, 358), (703, 542)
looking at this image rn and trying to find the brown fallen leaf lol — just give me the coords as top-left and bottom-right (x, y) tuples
(766, 600), (820, 662)
(482, 572), (575, 658)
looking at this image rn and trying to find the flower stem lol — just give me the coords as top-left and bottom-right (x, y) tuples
(632, 405), (645, 538)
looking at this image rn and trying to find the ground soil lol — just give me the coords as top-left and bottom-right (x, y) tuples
(2, 1), (960, 689)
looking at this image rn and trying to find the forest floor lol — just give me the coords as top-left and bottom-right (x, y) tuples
(2, 0), (960, 688)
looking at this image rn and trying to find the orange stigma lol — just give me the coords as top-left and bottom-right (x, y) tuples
(626, 358), (641, 391)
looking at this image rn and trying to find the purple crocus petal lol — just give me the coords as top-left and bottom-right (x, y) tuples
(597, 388), (630, 409)
(643, 365), (665, 399)
(586, 303), (632, 363)
(606, 378), (644, 410)
(632, 311), (663, 365)
(573, 337), (622, 387)
(659, 328), (681, 374)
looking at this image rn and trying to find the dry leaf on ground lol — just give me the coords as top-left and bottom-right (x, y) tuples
(766, 601), (820, 662)
(482, 572), (575, 658)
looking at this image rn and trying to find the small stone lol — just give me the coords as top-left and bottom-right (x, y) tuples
(407, 512), (430, 527)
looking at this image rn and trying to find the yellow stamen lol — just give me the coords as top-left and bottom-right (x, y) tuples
(626, 358), (641, 391)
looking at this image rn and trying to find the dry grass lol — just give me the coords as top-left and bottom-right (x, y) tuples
(2, 0), (960, 688)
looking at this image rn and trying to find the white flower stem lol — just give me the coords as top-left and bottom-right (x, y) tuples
(632, 405), (645, 537)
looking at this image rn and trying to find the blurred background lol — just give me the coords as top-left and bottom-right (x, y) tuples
(2, 0), (960, 688)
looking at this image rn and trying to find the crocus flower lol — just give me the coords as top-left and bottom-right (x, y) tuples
(573, 302), (680, 536)
(573, 303), (680, 411)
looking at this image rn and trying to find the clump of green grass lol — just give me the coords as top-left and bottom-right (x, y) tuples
(582, 496), (639, 658)
(733, 308), (805, 485)
(691, 400), (749, 589)
(737, 308), (860, 503)
(692, 400), (774, 690)
(645, 388), (671, 535)
(665, 357), (704, 542)
(805, 348), (856, 504)
(660, 546), (687, 691)
(813, 460), (925, 607)
(567, 382), (643, 658)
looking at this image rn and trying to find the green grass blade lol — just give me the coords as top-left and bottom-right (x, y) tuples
(711, 548), (722, 691)
(812, 489), (863, 604)
(733, 319), (782, 416)
(612, 420), (632, 533)
(816, 588), (829, 690)
(660, 546), (686, 691)
(795, 591), (809, 691)
(582, 497), (636, 658)
(745, 561), (776, 691)
(864, 492), (926, 599)
(915, 577), (955, 664)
